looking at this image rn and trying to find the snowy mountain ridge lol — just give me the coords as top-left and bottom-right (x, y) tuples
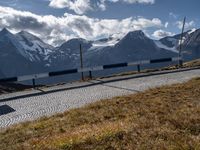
(16, 31), (54, 62)
(158, 28), (197, 52)
(0, 28), (200, 78)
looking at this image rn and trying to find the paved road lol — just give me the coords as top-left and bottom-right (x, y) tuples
(0, 69), (200, 128)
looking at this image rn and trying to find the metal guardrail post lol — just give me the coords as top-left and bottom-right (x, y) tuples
(32, 79), (36, 89)
(89, 71), (92, 79)
(137, 65), (141, 72)
(179, 59), (183, 67)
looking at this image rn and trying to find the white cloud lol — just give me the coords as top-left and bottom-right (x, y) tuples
(49, 0), (155, 14)
(164, 22), (169, 28)
(169, 12), (178, 19)
(109, 0), (155, 4)
(49, 0), (92, 15)
(0, 6), (163, 46)
(176, 20), (195, 30)
(152, 29), (175, 39)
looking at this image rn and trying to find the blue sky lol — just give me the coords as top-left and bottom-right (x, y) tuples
(0, 0), (199, 45)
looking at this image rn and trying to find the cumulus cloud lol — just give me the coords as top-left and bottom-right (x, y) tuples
(49, 0), (92, 15)
(176, 20), (195, 30)
(152, 29), (175, 39)
(49, 0), (155, 14)
(0, 6), (163, 46)
(109, 0), (155, 4)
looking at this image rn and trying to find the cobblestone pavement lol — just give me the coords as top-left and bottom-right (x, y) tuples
(0, 69), (200, 128)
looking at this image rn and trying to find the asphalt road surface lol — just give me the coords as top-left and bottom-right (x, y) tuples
(0, 68), (200, 128)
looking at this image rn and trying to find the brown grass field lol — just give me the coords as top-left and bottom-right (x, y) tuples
(0, 77), (200, 150)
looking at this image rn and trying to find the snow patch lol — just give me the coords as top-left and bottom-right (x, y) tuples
(154, 40), (178, 53)
(92, 38), (119, 48)
(188, 28), (196, 34)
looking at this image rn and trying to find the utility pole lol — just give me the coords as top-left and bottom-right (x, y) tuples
(178, 16), (186, 67)
(80, 44), (84, 80)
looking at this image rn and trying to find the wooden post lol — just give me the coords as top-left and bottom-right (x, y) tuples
(80, 44), (84, 80)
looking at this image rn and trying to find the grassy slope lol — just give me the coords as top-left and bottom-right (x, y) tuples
(0, 78), (200, 150)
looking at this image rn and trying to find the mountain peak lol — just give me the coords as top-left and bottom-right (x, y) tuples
(59, 38), (92, 54)
(117, 30), (148, 45)
(18, 30), (30, 35)
(17, 30), (43, 42)
(62, 38), (91, 47)
(1, 28), (9, 32)
(0, 28), (11, 35)
(114, 30), (156, 52)
(67, 38), (88, 43)
(18, 30), (36, 37)
(126, 30), (146, 38)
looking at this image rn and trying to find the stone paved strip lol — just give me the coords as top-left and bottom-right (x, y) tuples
(0, 69), (200, 128)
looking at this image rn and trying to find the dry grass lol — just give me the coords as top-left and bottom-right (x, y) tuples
(183, 59), (200, 68)
(0, 78), (200, 150)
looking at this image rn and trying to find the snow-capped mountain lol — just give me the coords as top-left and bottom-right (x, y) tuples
(48, 38), (93, 70)
(157, 29), (196, 53)
(0, 28), (26, 57)
(182, 28), (200, 60)
(16, 31), (54, 63)
(92, 36), (120, 47)
(59, 38), (92, 55)
(0, 28), (200, 80)
(113, 30), (174, 61)
(0, 28), (49, 77)
(158, 28), (200, 60)
(183, 29), (200, 47)
(83, 30), (176, 67)
(154, 40), (178, 53)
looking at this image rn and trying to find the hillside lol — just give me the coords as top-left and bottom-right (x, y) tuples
(0, 78), (200, 149)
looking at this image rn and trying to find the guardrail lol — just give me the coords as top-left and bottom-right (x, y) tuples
(0, 57), (181, 87)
